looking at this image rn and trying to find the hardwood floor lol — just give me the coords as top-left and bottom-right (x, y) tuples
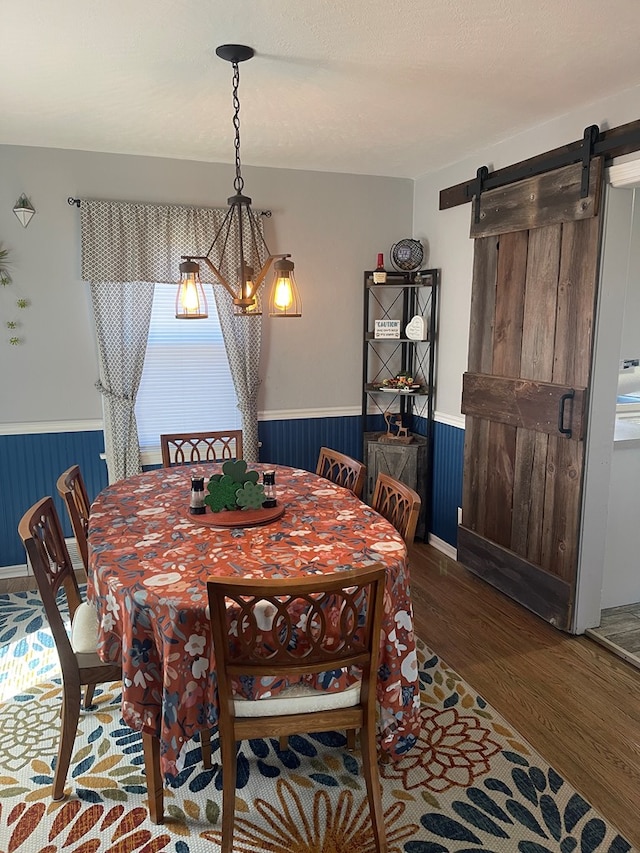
(409, 542), (640, 849)
(3, 546), (639, 846)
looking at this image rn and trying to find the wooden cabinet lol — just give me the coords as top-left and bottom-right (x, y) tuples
(361, 268), (439, 540)
(364, 431), (429, 539)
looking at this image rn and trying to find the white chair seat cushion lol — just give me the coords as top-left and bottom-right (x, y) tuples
(233, 679), (361, 717)
(71, 601), (100, 654)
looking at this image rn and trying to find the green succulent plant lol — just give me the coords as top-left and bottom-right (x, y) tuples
(0, 247), (11, 287)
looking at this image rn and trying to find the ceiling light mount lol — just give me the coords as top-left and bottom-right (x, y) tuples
(215, 44), (254, 64)
(176, 43), (301, 320)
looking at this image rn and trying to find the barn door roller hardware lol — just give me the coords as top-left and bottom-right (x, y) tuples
(442, 117), (640, 211)
(470, 124), (600, 223)
(472, 166), (489, 224)
(580, 125), (599, 198)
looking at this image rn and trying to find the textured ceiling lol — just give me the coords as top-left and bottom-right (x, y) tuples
(2, 0), (640, 179)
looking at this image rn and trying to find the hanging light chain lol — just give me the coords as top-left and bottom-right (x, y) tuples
(232, 61), (244, 194)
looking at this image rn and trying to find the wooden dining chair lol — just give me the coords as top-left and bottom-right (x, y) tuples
(160, 430), (243, 467)
(56, 464), (91, 574)
(207, 565), (388, 853)
(17, 496), (122, 802)
(371, 472), (421, 544)
(316, 446), (366, 499)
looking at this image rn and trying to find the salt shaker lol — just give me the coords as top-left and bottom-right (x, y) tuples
(190, 476), (206, 515)
(262, 471), (277, 508)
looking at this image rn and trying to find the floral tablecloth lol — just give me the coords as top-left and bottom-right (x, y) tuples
(88, 464), (421, 779)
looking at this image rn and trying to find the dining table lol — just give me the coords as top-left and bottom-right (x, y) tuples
(88, 462), (421, 822)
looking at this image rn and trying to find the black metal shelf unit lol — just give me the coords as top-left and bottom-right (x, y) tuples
(361, 268), (439, 539)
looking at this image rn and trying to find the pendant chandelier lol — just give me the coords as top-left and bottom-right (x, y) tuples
(176, 44), (302, 320)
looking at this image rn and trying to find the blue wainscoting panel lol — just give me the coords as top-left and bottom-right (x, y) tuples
(259, 416), (363, 474)
(431, 420), (464, 547)
(0, 430), (107, 567)
(0, 418), (464, 567)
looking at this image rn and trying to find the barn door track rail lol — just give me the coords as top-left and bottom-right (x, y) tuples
(441, 117), (640, 213)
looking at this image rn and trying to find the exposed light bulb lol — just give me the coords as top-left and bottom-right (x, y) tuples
(268, 256), (301, 317)
(182, 277), (200, 312)
(176, 259), (208, 319)
(273, 274), (293, 310)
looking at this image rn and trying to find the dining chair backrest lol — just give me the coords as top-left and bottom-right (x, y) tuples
(315, 446), (366, 499)
(18, 496), (122, 802)
(160, 430), (243, 468)
(371, 472), (421, 544)
(207, 564), (387, 853)
(56, 464), (91, 573)
(19, 496), (82, 669)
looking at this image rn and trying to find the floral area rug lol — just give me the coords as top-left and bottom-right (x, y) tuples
(0, 589), (635, 853)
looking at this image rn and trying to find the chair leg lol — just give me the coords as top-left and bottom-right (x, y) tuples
(279, 736), (288, 752)
(360, 722), (387, 853)
(53, 683), (82, 801)
(142, 732), (164, 824)
(220, 728), (237, 853)
(83, 684), (96, 709)
(201, 727), (212, 769)
(346, 728), (357, 751)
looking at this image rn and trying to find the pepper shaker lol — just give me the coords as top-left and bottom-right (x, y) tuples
(262, 471), (277, 508)
(190, 476), (206, 515)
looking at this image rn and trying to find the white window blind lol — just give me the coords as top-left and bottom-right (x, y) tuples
(135, 284), (241, 451)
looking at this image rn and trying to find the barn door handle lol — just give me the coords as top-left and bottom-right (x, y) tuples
(557, 390), (575, 438)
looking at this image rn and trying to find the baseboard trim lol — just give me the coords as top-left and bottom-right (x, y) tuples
(0, 538), (83, 580)
(427, 533), (457, 561)
(0, 563), (29, 580)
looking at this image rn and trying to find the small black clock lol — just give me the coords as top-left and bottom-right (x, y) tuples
(390, 239), (424, 272)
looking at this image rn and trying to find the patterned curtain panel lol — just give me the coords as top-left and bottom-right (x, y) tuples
(90, 281), (154, 483)
(80, 200), (265, 477)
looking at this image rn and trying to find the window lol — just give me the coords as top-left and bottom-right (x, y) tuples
(616, 359), (640, 414)
(135, 284), (241, 463)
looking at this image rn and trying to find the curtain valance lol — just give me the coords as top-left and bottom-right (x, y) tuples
(80, 199), (230, 284)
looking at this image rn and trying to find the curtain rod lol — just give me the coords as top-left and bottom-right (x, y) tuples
(67, 197), (272, 216)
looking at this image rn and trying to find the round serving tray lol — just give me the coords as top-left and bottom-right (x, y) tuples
(185, 503), (285, 528)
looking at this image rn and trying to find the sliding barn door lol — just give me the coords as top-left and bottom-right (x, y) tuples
(459, 159), (604, 631)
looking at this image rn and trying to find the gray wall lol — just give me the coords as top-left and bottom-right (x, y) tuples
(0, 146), (413, 427)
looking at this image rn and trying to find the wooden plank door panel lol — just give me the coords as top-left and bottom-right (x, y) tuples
(462, 374), (587, 437)
(493, 230), (527, 377)
(461, 415), (489, 537)
(484, 421), (516, 548)
(459, 159), (603, 631)
(554, 216), (602, 389)
(469, 159), (602, 239)
(457, 525), (572, 628)
(511, 429), (549, 564)
(540, 435), (584, 580)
